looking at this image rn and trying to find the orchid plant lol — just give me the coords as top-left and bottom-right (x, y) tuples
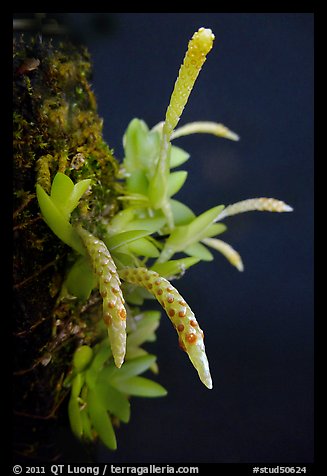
(36, 27), (292, 450)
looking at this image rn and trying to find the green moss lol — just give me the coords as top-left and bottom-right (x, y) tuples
(13, 36), (121, 460)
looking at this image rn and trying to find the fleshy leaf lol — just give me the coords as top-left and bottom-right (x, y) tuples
(64, 256), (97, 300)
(170, 199), (195, 226)
(50, 172), (91, 219)
(95, 379), (130, 423)
(150, 257), (200, 278)
(50, 172), (74, 218)
(105, 230), (153, 251)
(184, 242), (214, 261)
(159, 205), (224, 261)
(87, 389), (117, 450)
(169, 145), (190, 168)
(110, 355), (157, 382)
(111, 376), (167, 397)
(68, 396), (83, 438)
(127, 237), (160, 258)
(167, 171), (188, 197)
(36, 184), (85, 254)
(126, 311), (161, 347)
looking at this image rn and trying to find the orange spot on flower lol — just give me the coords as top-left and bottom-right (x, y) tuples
(167, 294), (174, 303)
(178, 309), (186, 317)
(186, 333), (197, 344)
(103, 313), (112, 326)
(177, 324), (184, 332)
(157, 288), (163, 296)
(190, 320), (197, 327)
(108, 301), (115, 309)
(119, 308), (127, 320)
(168, 309), (175, 317)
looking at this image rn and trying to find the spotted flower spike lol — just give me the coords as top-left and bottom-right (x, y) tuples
(149, 27), (215, 221)
(119, 267), (212, 389)
(76, 226), (127, 368)
(216, 198), (293, 221)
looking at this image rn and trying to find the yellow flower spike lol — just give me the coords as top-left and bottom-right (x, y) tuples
(149, 28), (215, 225)
(216, 197), (293, 221)
(171, 121), (240, 142)
(119, 267), (212, 389)
(202, 238), (244, 272)
(164, 27), (215, 139)
(76, 226), (127, 368)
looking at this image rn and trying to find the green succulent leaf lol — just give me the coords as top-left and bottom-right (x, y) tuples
(169, 145), (190, 168)
(160, 205), (225, 259)
(126, 311), (161, 347)
(126, 170), (149, 195)
(68, 397), (83, 439)
(150, 257), (199, 278)
(64, 256), (97, 300)
(203, 222), (227, 238)
(87, 389), (117, 450)
(50, 172), (91, 219)
(36, 184), (85, 254)
(169, 199), (195, 226)
(184, 242), (214, 261)
(167, 171), (188, 197)
(71, 373), (85, 398)
(127, 237), (160, 258)
(111, 355), (157, 382)
(95, 380), (130, 423)
(105, 230), (153, 251)
(73, 346), (93, 373)
(80, 407), (94, 441)
(110, 376), (167, 397)
(123, 118), (160, 174)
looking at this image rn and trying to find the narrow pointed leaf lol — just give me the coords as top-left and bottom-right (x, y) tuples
(150, 257), (199, 278)
(87, 389), (117, 450)
(170, 199), (195, 226)
(163, 205), (224, 253)
(80, 407), (94, 441)
(127, 237), (160, 258)
(50, 173), (74, 217)
(67, 179), (92, 214)
(184, 242), (214, 261)
(111, 355), (157, 381)
(169, 145), (190, 168)
(111, 376), (167, 397)
(36, 184), (85, 254)
(105, 230), (153, 251)
(68, 397), (83, 438)
(65, 256), (97, 300)
(167, 171), (188, 197)
(95, 380), (130, 423)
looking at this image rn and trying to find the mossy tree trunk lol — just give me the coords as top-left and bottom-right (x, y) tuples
(13, 36), (120, 461)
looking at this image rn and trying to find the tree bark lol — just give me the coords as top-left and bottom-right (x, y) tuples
(13, 36), (120, 462)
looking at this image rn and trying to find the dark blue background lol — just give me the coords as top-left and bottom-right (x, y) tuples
(61, 13), (314, 463)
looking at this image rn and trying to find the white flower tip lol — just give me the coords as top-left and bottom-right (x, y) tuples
(195, 27), (215, 52)
(283, 204), (294, 212)
(236, 261), (244, 272)
(203, 375), (213, 389)
(226, 130), (240, 142)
